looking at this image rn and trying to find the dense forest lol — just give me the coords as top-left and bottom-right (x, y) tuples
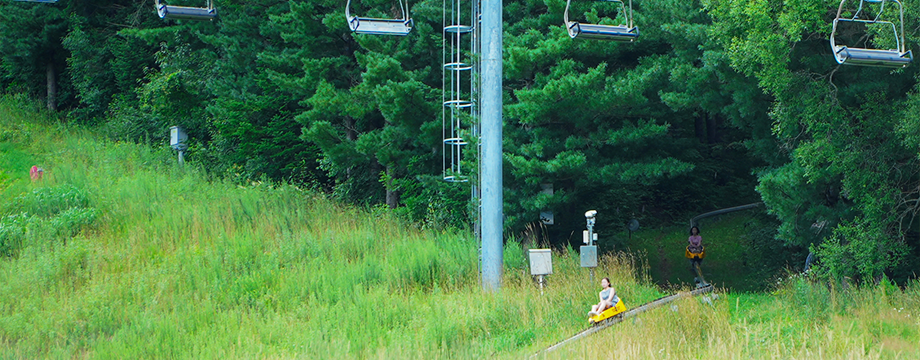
(1, 0), (919, 284)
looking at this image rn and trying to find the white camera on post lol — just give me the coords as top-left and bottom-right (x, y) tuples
(585, 210), (597, 228)
(581, 209), (598, 268)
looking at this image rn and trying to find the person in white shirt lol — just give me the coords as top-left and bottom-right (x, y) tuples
(588, 277), (618, 316)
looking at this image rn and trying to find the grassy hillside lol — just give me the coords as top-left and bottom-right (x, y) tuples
(0, 96), (668, 357)
(1, 95), (919, 359)
(614, 211), (788, 292)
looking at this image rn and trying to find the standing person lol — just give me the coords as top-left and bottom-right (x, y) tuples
(687, 226), (704, 281)
(588, 277), (618, 316)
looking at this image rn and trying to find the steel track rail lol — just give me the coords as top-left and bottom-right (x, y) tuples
(535, 285), (714, 356)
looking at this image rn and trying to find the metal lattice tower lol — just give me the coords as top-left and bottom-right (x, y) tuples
(443, 0), (500, 291)
(442, 0), (479, 184)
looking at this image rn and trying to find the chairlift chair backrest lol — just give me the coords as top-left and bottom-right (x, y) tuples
(156, 0), (217, 21)
(830, 0), (912, 67)
(346, 0), (413, 36)
(564, 0), (638, 41)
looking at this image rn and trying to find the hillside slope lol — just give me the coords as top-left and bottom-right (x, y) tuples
(1, 95), (918, 359)
(0, 96), (668, 358)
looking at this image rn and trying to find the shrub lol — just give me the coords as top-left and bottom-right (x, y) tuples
(6, 184), (90, 217)
(0, 187), (99, 257)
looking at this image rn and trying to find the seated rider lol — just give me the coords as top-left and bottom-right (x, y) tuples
(688, 226), (703, 254)
(588, 277), (618, 316)
(688, 226), (704, 282)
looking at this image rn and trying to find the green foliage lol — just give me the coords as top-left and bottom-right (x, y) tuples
(5, 184), (90, 217)
(0, 213), (27, 256)
(705, 0), (920, 281)
(0, 184), (99, 257)
(396, 173), (471, 229)
(1, 89), (920, 359)
(814, 218), (909, 282)
(0, 106), (648, 357)
(503, 0), (767, 240)
(2, 0), (920, 284)
(620, 210), (790, 291)
(0, 1), (69, 106)
(0, 207), (100, 257)
(0, 0), (770, 234)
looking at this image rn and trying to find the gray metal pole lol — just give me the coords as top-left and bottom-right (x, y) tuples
(587, 221), (594, 281)
(178, 150), (185, 165)
(480, 0), (502, 291)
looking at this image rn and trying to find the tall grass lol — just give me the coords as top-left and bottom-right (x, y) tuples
(540, 275), (920, 359)
(0, 94), (918, 358)
(0, 95), (667, 358)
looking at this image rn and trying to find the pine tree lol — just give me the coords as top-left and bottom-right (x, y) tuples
(0, 0), (69, 110)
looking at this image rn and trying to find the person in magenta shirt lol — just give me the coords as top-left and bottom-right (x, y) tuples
(688, 226), (703, 281)
(688, 226), (702, 251)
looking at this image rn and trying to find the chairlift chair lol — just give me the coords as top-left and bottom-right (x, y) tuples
(156, 0), (217, 21)
(346, 0), (413, 36)
(564, 0), (638, 41)
(830, 0), (911, 67)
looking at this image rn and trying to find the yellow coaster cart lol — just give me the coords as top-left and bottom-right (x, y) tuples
(686, 245), (708, 286)
(685, 245), (705, 260)
(588, 298), (627, 324)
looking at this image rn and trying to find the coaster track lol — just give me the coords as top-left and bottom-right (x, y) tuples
(535, 285), (715, 356)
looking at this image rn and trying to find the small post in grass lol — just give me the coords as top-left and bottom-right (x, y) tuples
(170, 126), (188, 165)
(528, 249), (552, 295)
(581, 210), (598, 281)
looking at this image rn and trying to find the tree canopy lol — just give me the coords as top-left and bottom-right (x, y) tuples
(1, 0), (919, 282)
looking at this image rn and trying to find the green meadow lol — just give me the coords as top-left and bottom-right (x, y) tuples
(1, 95), (919, 358)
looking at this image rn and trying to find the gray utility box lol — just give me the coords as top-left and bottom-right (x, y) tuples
(529, 249), (553, 275)
(580, 245), (597, 268)
(170, 126), (188, 151)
